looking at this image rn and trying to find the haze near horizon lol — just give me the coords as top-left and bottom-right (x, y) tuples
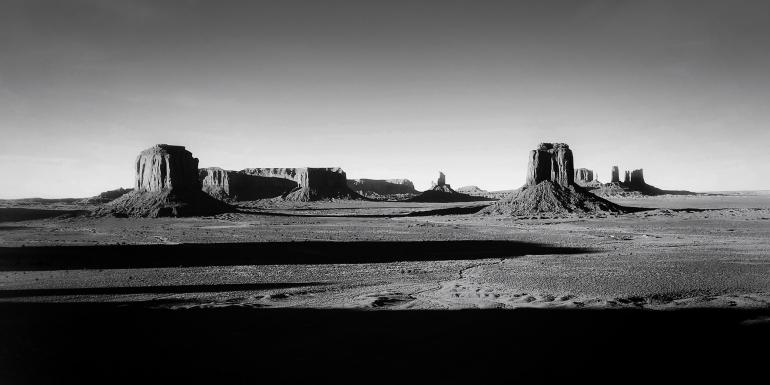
(1, 0), (769, 198)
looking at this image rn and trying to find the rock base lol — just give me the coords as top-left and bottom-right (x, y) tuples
(481, 181), (627, 216)
(96, 190), (234, 218)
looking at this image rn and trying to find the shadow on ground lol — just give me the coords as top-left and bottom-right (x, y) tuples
(0, 208), (89, 222)
(1, 303), (769, 382)
(0, 240), (592, 270)
(237, 203), (491, 218)
(0, 282), (325, 298)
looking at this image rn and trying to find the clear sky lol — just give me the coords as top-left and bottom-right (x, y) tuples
(1, 0), (769, 198)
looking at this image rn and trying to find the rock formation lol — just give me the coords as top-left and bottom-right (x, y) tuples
(134, 145), (200, 193)
(526, 143), (574, 187)
(436, 172), (447, 187)
(629, 169), (645, 188)
(611, 166), (620, 183)
(591, 165), (696, 197)
(456, 185), (488, 195)
(199, 167), (299, 201)
(481, 143), (626, 216)
(79, 187), (133, 204)
(98, 145), (233, 217)
(408, 172), (486, 202)
(574, 168), (594, 184)
(347, 178), (418, 200)
(240, 168), (363, 201)
(199, 167), (364, 202)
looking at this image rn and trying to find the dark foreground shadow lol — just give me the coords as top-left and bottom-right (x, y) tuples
(0, 207), (89, 222)
(0, 282), (324, 298)
(239, 203), (491, 218)
(1, 303), (768, 383)
(0, 240), (592, 271)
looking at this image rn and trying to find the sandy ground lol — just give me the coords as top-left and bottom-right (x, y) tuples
(2, 195), (770, 310)
(2, 194), (770, 382)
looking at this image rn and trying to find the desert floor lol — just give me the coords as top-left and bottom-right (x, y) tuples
(1, 194), (770, 381)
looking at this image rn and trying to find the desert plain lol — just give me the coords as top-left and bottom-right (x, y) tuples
(2, 192), (770, 382)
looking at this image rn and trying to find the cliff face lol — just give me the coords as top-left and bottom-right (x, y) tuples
(482, 142), (626, 216)
(575, 168), (595, 184)
(135, 145), (200, 193)
(526, 143), (574, 187)
(98, 145), (232, 217)
(199, 167), (363, 201)
(630, 169), (645, 188)
(347, 179), (418, 196)
(408, 172), (486, 202)
(79, 187), (133, 204)
(611, 166), (620, 183)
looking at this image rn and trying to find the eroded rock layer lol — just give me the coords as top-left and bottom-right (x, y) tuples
(526, 143), (574, 187)
(98, 145), (233, 217)
(575, 168), (595, 184)
(630, 169), (645, 188)
(483, 143), (627, 216)
(199, 168), (298, 201)
(408, 172), (485, 202)
(135, 145), (200, 193)
(347, 179), (418, 198)
(481, 181), (626, 216)
(199, 167), (364, 202)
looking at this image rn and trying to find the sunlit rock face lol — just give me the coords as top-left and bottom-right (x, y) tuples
(135, 145), (200, 193)
(575, 168), (595, 184)
(199, 167), (299, 201)
(97, 144), (232, 217)
(347, 179), (418, 196)
(200, 167), (363, 202)
(482, 142), (626, 216)
(629, 169), (646, 188)
(526, 143), (574, 187)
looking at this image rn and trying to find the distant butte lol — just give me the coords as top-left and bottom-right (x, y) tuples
(593, 165), (696, 197)
(200, 167), (364, 202)
(97, 145), (233, 217)
(482, 143), (626, 216)
(408, 172), (487, 203)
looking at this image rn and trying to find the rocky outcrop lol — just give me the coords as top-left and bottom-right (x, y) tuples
(629, 169), (645, 188)
(482, 143), (627, 216)
(456, 186), (488, 195)
(526, 143), (574, 187)
(436, 172), (447, 187)
(239, 168), (363, 201)
(347, 178), (418, 200)
(79, 187), (133, 204)
(98, 145), (233, 217)
(574, 168), (594, 184)
(134, 145), (200, 193)
(199, 167), (298, 201)
(611, 166), (620, 183)
(592, 166), (696, 197)
(481, 181), (626, 216)
(408, 172), (487, 202)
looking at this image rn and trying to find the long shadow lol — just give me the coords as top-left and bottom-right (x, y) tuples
(237, 203), (491, 218)
(1, 304), (769, 383)
(0, 240), (592, 271)
(0, 208), (89, 223)
(0, 282), (325, 298)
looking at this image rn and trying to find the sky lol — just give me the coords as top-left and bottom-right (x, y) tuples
(1, 0), (769, 198)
